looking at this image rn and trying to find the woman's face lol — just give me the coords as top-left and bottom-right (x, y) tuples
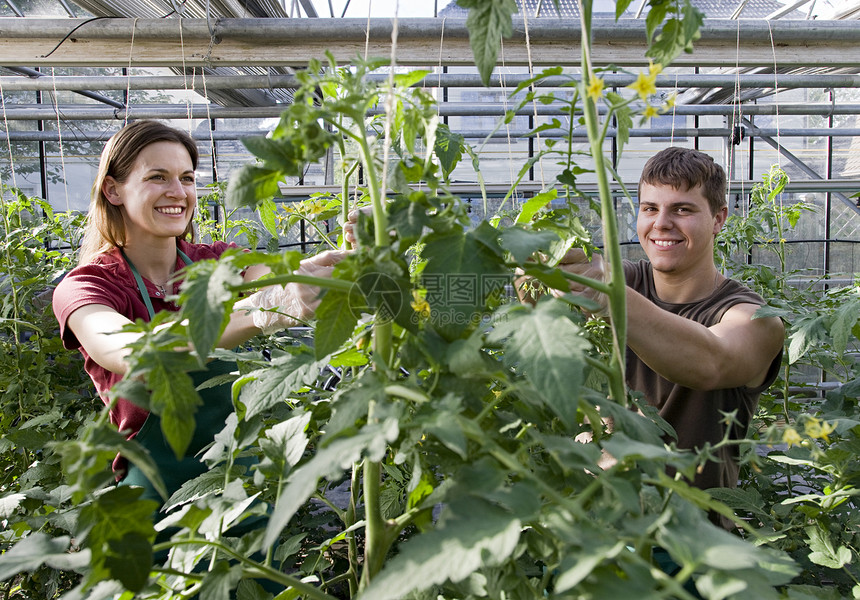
(103, 141), (196, 248)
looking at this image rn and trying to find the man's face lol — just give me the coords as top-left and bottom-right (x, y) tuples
(636, 182), (727, 277)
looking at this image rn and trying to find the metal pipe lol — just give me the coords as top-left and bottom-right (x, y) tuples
(1, 18), (857, 68)
(5, 127), (860, 142)
(266, 180), (860, 198)
(2, 72), (860, 92)
(2, 102), (860, 121)
(743, 116), (860, 218)
(2, 66), (126, 109)
(0, 17), (858, 44)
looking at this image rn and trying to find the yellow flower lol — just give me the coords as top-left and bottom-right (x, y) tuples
(782, 427), (802, 447)
(642, 105), (660, 120)
(586, 76), (605, 102)
(804, 418), (836, 443)
(663, 92), (677, 110)
(649, 61), (663, 77)
(410, 289), (431, 319)
(628, 70), (657, 101)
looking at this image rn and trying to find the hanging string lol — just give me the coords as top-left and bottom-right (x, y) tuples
(201, 69), (216, 183)
(521, 7), (545, 187)
(364, 0), (372, 61)
(200, 0), (217, 188)
(178, 17), (193, 131)
(436, 17), (446, 97)
(496, 38), (518, 211)
(731, 18), (745, 215)
(124, 18), (138, 124)
(766, 19), (782, 171)
(0, 76), (21, 341)
(49, 67), (73, 221)
(379, 0), (399, 206)
(670, 70), (679, 145)
(0, 78), (19, 192)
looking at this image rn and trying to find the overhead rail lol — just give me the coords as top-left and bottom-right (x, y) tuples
(0, 18), (858, 67)
(4, 127), (859, 142)
(2, 72), (860, 92)
(3, 102), (860, 121)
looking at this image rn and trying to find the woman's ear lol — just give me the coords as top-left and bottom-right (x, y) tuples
(102, 176), (122, 206)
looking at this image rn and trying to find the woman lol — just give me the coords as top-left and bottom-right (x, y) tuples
(53, 119), (342, 496)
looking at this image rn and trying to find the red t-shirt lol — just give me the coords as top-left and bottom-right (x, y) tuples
(53, 240), (239, 441)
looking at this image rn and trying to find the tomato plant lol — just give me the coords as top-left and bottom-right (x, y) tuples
(3, 1), (857, 599)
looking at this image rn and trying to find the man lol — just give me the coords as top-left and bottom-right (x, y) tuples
(559, 146), (785, 495)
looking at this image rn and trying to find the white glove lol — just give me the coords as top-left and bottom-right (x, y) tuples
(236, 250), (345, 335)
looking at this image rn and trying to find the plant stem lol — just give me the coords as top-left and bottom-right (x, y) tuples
(360, 458), (385, 587)
(579, 2), (628, 407)
(346, 463), (361, 596)
(232, 273), (353, 294)
(154, 539), (337, 600)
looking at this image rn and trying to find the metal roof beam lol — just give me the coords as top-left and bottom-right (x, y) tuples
(3, 102), (860, 120)
(2, 72), (860, 92)
(0, 18), (858, 68)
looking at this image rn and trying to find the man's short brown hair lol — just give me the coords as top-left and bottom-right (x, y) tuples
(639, 147), (727, 215)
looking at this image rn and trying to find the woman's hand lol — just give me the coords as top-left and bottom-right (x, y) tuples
(236, 249), (347, 334)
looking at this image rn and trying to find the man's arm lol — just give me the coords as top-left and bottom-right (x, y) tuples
(625, 290), (784, 390)
(553, 248), (784, 391)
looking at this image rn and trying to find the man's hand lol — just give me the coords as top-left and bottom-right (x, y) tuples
(343, 206), (372, 247)
(554, 248), (609, 316)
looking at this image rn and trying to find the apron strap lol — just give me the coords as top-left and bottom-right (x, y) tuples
(121, 245), (193, 320)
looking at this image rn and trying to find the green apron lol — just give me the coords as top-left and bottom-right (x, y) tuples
(117, 250), (281, 595)
(119, 249), (239, 505)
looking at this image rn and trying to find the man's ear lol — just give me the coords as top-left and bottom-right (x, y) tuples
(713, 205), (728, 234)
(102, 176), (122, 206)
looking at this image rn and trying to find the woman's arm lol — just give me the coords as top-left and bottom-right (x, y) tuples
(68, 251), (345, 376)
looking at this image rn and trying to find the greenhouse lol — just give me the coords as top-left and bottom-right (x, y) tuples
(1, 0), (859, 598)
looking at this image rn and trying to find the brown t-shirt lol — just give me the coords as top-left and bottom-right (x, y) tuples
(624, 260), (782, 491)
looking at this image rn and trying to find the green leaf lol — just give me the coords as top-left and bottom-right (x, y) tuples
(0, 533), (89, 581)
(180, 259), (243, 358)
(356, 499), (522, 600)
(831, 297), (860, 355)
(422, 222), (509, 339)
(235, 349), (328, 419)
(616, 0), (635, 19)
(106, 532), (152, 592)
(554, 541), (626, 593)
(515, 188), (557, 224)
(199, 560), (243, 600)
(499, 226), (560, 264)
(435, 124), (465, 178)
(257, 197), (279, 237)
(314, 288), (359, 359)
(458, 0), (518, 86)
(806, 525), (852, 569)
(77, 486), (159, 591)
(149, 365), (202, 459)
(394, 69), (431, 88)
(264, 418), (399, 548)
(226, 164), (282, 210)
(488, 302), (589, 429)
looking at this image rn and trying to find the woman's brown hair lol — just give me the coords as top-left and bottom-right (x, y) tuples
(77, 120), (199, 264)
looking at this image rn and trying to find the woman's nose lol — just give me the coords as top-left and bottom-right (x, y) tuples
(165, 178), (187, 198)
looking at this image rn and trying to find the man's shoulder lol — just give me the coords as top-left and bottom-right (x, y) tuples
(719, 277), (767, 307)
